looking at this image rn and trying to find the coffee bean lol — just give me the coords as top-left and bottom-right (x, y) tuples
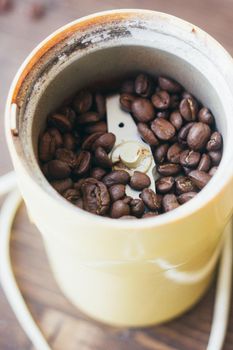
(151, 90), (170, 110)
(63, 188), (81, 204)
(81, 178), (110, 216)
(182, 91), (193, 99)
(47, 160), (71, 180)
(156, 176), (175, 194)
(157, 163), (182, 176)
(139, 189), (162, 211)
(76, 198), (84, 209)
(48, 110), (75, 133)
(209, 166), (218, 176)
(206, 132), (222, 151)
(157, 110), (169, 119)
(170, 94), (180, 109)
(76, 112), (101, 125)
(123, 196), (132, 204)
(177, 192), (197, 204)
(84, 121), (107, 134)
(188, 170), (211, 189)
(169, 111), (183, 130)
(130, 199), (145, 218)
(51, 178), (73, 194)
(151, 118), (175, 141)
(208, 150), (222, 165)
(90, 167), (107, 180)
(73, 90), (93, 114)
(183, 166), (192, 175)
(103, 170), (130, 187)
(167, 143), (183, 164)
(135, 73), (153, 97)
(178, 122), (194, 145)
(95, 147), (112, 168)
(142, 211), (159, 218)
(110, 200), (130, 218)
(73, 151), (91, 176)
(93, 133), (116, 152)
(120, 93), (136, 112)
(175, 176), (196, 194)
(198, 107), (214, 125)
(130, 171), (151, 191)
(131, 98), (155, 122)
(137, 123), (159, 146)
(55, 148), (76, 168)
(48, 128), (63, 148)
(180, 150), (201, 168)
(109, 184), (126, 201)
(121, 80), (134, 94)
(179, 97), (198, 121)
(74, 178), (86, 191)
(81, 132), (104, 150)
(198, 154), (211, 172)
(39, 132), (56, 162)
(154, 144), (169, 163)
(187, 122), (211, 151)
(158, 77), (182, 93)
(95, 93), (106, 117)
(63, 133), (78, 150)
(162, 194), (180, 212)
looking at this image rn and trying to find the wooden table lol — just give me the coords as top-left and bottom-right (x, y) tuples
(0, 1), (233, 349)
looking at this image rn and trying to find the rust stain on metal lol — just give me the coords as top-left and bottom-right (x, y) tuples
(12, 12), (136, 105)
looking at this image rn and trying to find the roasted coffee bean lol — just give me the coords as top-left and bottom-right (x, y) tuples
(182, 91), (193, 99)
(73, 151), (91, 176)
(206, 132), (222, 151)
(169, 111), (183, 130)
(180, 150), (201, 168)
(84, 121), (107, 134)
(123, 196), (132, 204)
(76, 111), (101, 125)
(76, 198), (84, 209)
(157, 163), (182, 176)
(154, 144), (169, 163)
(209, 166), (218, 176)
(120, 93), (136, 112)
(63, 133), (77, 150)
(121, 79), (134, 94)
(95, 93), (106, 117)
(156, 176), (175, 194)
(109, 184), (126, 202)
(131, 98), (155, 122)
(63, 188), (81, 204)
(39, 132), (56, 162)
(103, 170), (130, 187)
(81, 132), (104, 150)
(187, 122), (211, 151)
(95, 147), (112, 168)
(179, 97), (198, 121)
(183, 166), (192, 175)
(178, 192), (197, 204)
(73, 90), (93, 114)
(188, 170), (211, 189)
(135, 73), (153, 97)
(137, 123), (159, 146)
(130, 199), (145, 218)
(167, 143), (183, 164)
(90, 167), (107, 180)
(178, 122), (194, 145)
(130, 171), (151, 191)
(139, 189), (162, 211)
(81, 178), (110, 216)
(142, 211), (159, 218)
(110, 200), (130, 218)
(47, 160), (71, 180)
(48, 110), (75, 132)
(170, 94), (180, 109)
(74, 178), (86, 191)
(198, 107), (214, 125)
(55, 148), (76, 168)
(151, 118), (175, 141)
(162, 194), (180, 212)
(151, 90), (170, 110)
(175, 176), (196, 194)
(198, 154), (211, 172)
(93, 132), (116, 152)
(158, 77), (182, 93)
(48, 128), (63, 148)
(51, 178), (73, 194)
(156, 110), (169, 119)
(208, 150), (222, 165)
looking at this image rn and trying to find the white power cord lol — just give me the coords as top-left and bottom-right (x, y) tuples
(0, 171), (232, 350)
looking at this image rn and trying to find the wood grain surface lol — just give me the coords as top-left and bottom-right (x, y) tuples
(0, 1), (233, 349)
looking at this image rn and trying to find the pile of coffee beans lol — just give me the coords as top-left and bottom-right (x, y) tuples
(38, 74), (223, 219)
